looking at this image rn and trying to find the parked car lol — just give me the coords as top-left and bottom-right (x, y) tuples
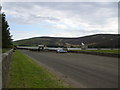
(56, 49), (67, 53)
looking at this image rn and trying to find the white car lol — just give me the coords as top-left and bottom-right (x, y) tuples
(56, 49), (67, 53)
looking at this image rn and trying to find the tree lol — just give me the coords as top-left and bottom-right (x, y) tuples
(1, 13), (12, 48)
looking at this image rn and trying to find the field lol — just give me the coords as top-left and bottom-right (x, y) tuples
(14, 34), (120, 48)
(6, 50), (69, 88)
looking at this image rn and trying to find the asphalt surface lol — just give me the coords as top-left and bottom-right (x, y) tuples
(20, 50), (118, 88)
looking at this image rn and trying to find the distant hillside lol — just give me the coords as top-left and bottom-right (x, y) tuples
(14, 34), (120, 48)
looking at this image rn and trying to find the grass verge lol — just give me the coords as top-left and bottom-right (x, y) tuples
(68, 50), (120, 54)
(6, 50), (70, 88)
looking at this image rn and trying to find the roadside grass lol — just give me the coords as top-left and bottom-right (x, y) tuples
(6, 50), (70, 88)
(68, 50), (120, 54)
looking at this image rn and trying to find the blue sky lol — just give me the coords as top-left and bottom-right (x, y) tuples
(2, 1), (118, 41)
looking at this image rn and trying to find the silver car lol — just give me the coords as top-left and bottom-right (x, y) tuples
(56, 49), (67, 53)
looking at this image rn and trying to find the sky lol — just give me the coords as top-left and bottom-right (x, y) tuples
(2, 1), (118, 41)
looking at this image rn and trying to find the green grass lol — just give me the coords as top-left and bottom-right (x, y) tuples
(88, 50), (120, 53)
(69, 50), (120, 54)
(6, 50), (70, 88)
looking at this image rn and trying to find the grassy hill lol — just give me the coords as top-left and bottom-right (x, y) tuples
(14, 34), (120, 48)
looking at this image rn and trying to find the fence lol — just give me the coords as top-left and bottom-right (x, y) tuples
(2, 49), (13, 88)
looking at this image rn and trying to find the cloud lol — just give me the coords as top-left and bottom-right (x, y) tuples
(2, 0), (120, 2)
(11, 29), (49, 41)
(2, 2), (118, 40)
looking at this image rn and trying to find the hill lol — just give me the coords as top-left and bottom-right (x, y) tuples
(14, 34), (120, 48)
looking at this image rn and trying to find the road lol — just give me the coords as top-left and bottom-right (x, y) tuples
(20, 50), (118, 88)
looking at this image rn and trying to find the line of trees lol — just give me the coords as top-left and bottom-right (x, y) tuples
(1, 12), (13, 48)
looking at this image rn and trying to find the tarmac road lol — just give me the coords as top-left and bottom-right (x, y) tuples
(20, 50), (118, 88)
